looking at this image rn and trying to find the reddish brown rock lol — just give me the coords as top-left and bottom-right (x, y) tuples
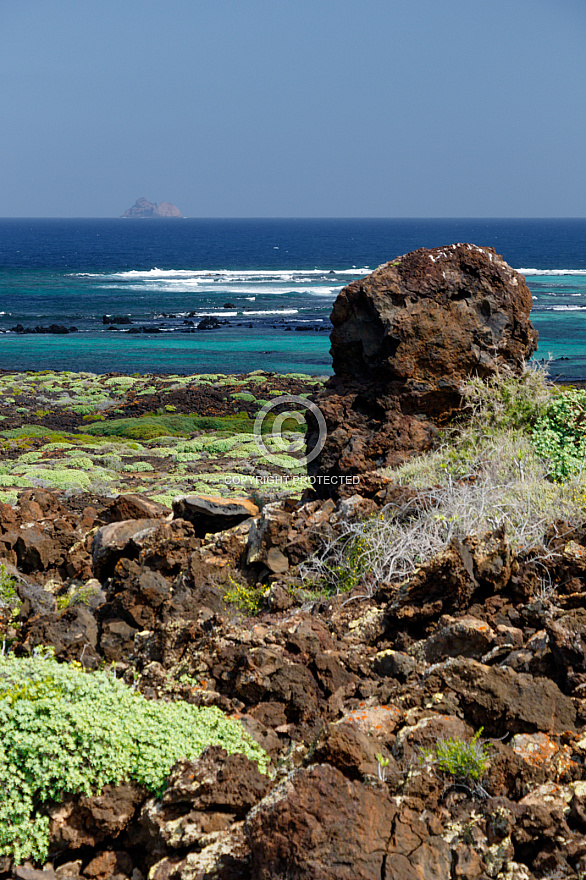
(422, 616), (496, 663)
(246, 764), (452, 880)
(435, 658), (576, 736)
(307, 244), (537, 492)
(48, 782), (145, 851)
(246, 764), (397, 879)
(92, 519), (160, 580)
(20, 605), (99, 666)
(107, 493), (171, 522)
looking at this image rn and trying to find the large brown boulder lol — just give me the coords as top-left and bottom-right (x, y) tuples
(307, 244), (537, 493)
(246, 764), (452, 880)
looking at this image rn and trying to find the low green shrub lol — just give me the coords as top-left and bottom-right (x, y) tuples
(532, 389), (586, 480)
(122, 461), (155, 472)
(0, 564), (19, 611)
(461, 367), (551, 434)
(420, 728), (489, 784)
(223, 574), (264, 615)
(305, 369), (586, 596)
(0, 654), (267, 863)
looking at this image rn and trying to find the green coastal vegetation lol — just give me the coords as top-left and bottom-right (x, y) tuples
(0, 652), (267, 863)
(3, 365), (586, 600)
(2, 364), (586, 866)
(0, 369), (319, 506)
(303, 366), (586, 596)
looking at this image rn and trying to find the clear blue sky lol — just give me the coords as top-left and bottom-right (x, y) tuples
(1, 0), (584, 217)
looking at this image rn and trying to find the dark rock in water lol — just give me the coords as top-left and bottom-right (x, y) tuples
(223, 302), (236, 308)
(197, 315), (228, 330)
(307, 244), (538, 494)
(11, 324), (78, 334)
(102, 315), (132, 325)
(127, 325), (162, 334)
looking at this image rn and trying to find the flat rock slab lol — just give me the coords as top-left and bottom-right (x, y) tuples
(173, 495), (259, 538)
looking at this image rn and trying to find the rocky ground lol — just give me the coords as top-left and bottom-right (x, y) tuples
(0, 371), (584, 878)
(2, 239), (586, 880)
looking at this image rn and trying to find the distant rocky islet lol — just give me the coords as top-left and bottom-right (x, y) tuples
(121, 197), (183, 218)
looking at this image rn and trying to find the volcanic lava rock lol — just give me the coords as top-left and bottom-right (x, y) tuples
(307, 244), (537, 494)
(172, 495), (259, 537)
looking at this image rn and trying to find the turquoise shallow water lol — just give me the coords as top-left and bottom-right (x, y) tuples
(0, 218), (585, 376)
(0, 328), (330, 375)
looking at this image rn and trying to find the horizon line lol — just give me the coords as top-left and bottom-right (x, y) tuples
(1, 215), (586, 221)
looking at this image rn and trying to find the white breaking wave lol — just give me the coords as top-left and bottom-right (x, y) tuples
(519, 268), (586, 276)
(543, 305), (586, 311)
(71, 266), (369, 282)
(239, 309), (299, 316)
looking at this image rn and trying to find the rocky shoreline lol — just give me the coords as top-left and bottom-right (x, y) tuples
(3, 245), (586, 879)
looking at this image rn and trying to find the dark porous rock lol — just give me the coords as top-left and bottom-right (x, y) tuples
(547, 608), (586, 678)
(106, 565), (172, 630)
(18, 487), (68, 517)
(307, 244), (537, 494)
(92, 519), (160, 580)
(161, 747), (270, 814)
(381, 542), (479, 627)
(172, 495), (259, 538)
(20, 605), (99, 666)
(129, 519), (199, 578)
(15, 576), (57, 617)
(311, 720), (389, 780)
(148, 823), (250, 880)
(197, 316), (225, 330)
(48, 781), (145, 852)
(137, 748), (270, 869)
(434, 658), (576, 736)
(246, 763), (452, 880)
(373, 649), (419, 680)
(11, 324), (78, 334)
(99, 617), (139, 662)
(14, 869), (57, 880)
(421, 616), (496, 663)
(14, 528), (62, 574)
(107, 493), (171, 523)
(393, 713), (473, 765)
(82, 850), (132, 880)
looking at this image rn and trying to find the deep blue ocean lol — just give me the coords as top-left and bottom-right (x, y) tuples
(0, 218), (584, 377)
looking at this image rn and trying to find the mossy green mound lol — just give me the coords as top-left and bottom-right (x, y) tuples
(84, 413), (256, 440)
